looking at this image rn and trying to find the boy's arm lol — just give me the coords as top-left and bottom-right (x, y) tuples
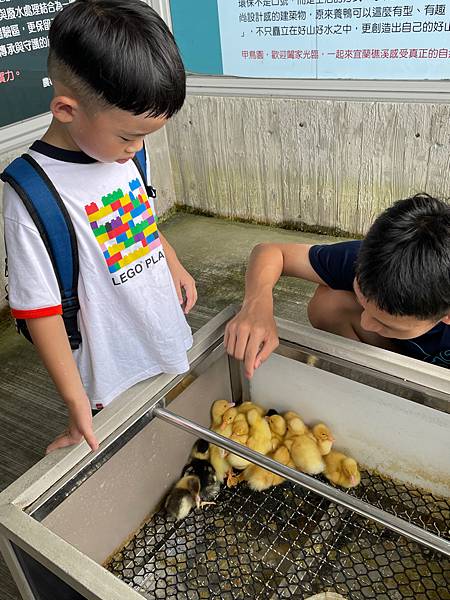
(224, 243), (326, 378)
(26, 315), (98, 454)
(159, 232), (197, 314)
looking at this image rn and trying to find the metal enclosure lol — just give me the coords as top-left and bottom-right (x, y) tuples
(0, 306), (448, 600)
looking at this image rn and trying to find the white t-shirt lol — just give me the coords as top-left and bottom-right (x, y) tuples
(3, 141), (192, 409)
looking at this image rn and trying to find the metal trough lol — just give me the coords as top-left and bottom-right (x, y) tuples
(0, 306), (449, 599)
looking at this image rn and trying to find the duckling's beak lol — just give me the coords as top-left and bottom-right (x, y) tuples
(350, 475), (356, 485)
(195, 494), (201, 509)
(329, 435), (336, 442)
(228, 402), (235, 408)
(220, 421), (227, 430)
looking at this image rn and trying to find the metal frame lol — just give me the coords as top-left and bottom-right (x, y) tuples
(0, 307), (235, 600)
(0, 536), (35, 600)
(0, 305), (448, 599)
(275, 316), (450, 395)
(0, 503), (143, 600)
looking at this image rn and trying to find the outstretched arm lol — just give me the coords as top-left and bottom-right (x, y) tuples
(224, 243), (325, 378)
(26, 315), (98, 454)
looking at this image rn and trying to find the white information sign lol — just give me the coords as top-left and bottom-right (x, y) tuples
(217, 0), (450, 79)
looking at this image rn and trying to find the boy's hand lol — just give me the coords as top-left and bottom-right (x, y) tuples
(169, 260), (197, 314)
(159, 232), (197, 314)
(25, 315), (99, 455)
(46, 398), (99, 454)
(224, 299), (279, 379)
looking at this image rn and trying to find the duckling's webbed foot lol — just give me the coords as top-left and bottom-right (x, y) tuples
(226, 470), (242, 488)
(199, 500), (216, 509)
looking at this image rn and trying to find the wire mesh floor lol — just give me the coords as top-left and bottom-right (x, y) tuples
(106, 471), (450, 600)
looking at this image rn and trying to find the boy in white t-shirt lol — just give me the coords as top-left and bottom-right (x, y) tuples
(2, 0), (196, 453)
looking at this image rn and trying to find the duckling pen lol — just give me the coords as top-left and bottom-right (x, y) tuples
(0, 306), (449, 600)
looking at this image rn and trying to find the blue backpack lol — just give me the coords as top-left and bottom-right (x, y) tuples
(1, 146), (154, 349)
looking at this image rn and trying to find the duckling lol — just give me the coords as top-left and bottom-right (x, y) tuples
(227, 455), (251, 471)
(284, 413), (309, 440)
(209, 406), (239, 481)
(283, 410), (303, 421)
(165, 474), (201, 520)
(209, 445), (230, 482)
(210, 407), (238, 481)
(190, 438), (210, 461)
(225, 408), (272, 486)
(228, 413), (251, 470)
(182, 458), (221, 502)
(214, 406), (238, 435)
(230, 413), (249, 441)
(246, 408), (272, 455)
(235, 445), (293, 491)
(310, 423), (335, 456)
(211, 399), (235, 428)
(236, 401), (266, 417)
(324, 451), (361, 488)
(266, 414), (287, 451)
(285, 435), (325, 475)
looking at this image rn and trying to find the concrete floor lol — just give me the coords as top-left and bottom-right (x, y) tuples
(161, 213), (340, 325)
(0, 212), (339, 599)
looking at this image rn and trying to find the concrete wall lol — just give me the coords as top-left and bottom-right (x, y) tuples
(2, 95), (450, 312)
(167, 95), (450, 236)
(0, 125), (177, 312)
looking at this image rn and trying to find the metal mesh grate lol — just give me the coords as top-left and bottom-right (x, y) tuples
(106, 471), (450, 600)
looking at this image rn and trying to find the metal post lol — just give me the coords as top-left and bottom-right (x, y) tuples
(153, 406), (450, 557)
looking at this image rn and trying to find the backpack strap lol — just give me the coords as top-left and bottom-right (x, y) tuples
(1, 154), (82, 349)
(132, 143), (157, 199)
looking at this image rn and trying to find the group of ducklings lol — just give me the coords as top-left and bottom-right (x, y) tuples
(209, 399), (361, 492)
(165, 398), (361, 521)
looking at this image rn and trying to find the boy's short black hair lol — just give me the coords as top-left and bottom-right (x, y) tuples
(48, 0), (185, 118)
(356, 194), (450, 320)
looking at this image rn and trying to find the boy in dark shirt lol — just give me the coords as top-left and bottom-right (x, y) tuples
(225, 194), (450, 377)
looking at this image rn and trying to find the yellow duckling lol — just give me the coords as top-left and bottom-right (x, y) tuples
(233, 445), (293, 491)
(230, 413), (249, 443)
(309, 423), (335, 456)
(324, 451), (361, 488)
(211, 399), (235, 429)
(210, 404), (237, 482)
(227, 413), (251, 471)
(214, 407), (237, 435)
(283, 411), (309, 440)
(246, 408), (272, 456)
(284, 435), (325, 475)
(266, 414), (287, 451)
(236, 401), (266, 417)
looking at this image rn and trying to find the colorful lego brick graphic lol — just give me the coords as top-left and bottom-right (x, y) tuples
(85, 178), (160, 273)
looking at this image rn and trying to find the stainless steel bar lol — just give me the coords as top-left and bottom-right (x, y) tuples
(153, 406), (450, 557)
